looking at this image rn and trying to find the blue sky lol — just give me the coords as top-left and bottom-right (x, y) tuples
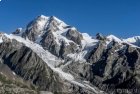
(0, 0), (140, 38)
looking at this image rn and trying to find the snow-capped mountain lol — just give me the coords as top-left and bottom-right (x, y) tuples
(14, 15), (99, 62)
(0, 15), (140, 94)
(123, 36), (140, 47)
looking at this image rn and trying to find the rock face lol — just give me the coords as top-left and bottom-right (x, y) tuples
(21, 15), (83, 58)
(66, 28), (83, 45)
(88, 41), (106, 63)
(59, 41), (79, 59)
(12, 28), (23, 35)
(22, 15), (48, 41)
(62, 39), (140, 94)
(0, 38), (97, 94)
(40, 30), (60, 57)
(0, 40), (66, 93)
(96, 33), (106, 40)
(86, 41), (140, 94)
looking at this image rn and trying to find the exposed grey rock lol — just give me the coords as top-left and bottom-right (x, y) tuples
(40, 30), (80, 58)
(46, 16), (62, 32)
(0, 40), (66, 93)
(22, 15), (48, 41)
(61, 39), (140, 94)
(87, 41), (140, 94)
(12, 28), (23, 35)
(21, 16), (81, 59)
(96, 33), (106, 40)
(59, 41), (80, 59)
(88, 41), (106, 63)
(0, 39), (98, 94)
(66, 28), (83, 45)
(41, 30), (60, 57)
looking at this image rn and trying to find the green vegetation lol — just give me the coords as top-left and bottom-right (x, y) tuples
(0, 73), (39, 94)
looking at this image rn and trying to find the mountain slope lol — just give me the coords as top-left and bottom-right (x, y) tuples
(0, 33), (102, 94)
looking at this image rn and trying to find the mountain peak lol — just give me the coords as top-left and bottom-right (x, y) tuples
(50, 16), (63, 22)
(107, 34), (122, 43)
(123, 36), (140, 47)
(37, 15), (49, 20)
(50, 15), (56, 19)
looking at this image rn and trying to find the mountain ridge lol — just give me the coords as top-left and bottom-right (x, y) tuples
(0, 15), (140, 94)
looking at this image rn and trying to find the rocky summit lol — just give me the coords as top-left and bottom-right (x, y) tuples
(0, 15), (140, 94)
